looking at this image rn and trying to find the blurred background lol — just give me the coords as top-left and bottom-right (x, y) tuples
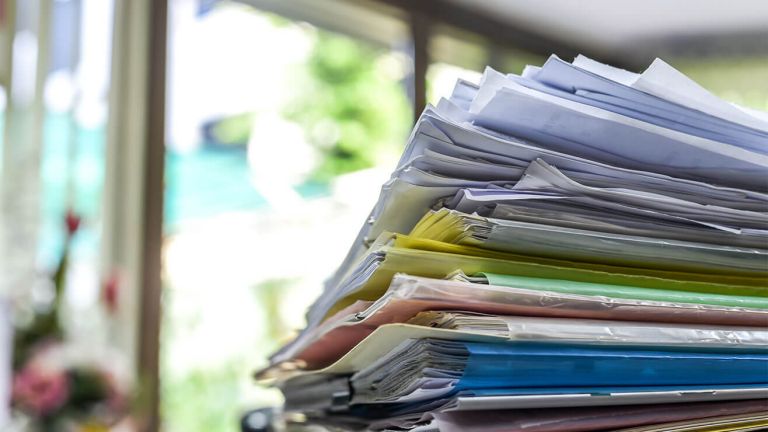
(0, 0), (766, 430)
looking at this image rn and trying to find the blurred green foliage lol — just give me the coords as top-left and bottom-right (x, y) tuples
(253, 278), (295, 343)
(677, 57), (768, 111)
(160, 283), (284, 432)
(162, 360), (245, 432)
(210, 113), (255, 146)
(283, 32), (411, 182)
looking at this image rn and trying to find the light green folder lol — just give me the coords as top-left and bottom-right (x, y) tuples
(393, 235), (768, 289)
(480, 273), (768, 309)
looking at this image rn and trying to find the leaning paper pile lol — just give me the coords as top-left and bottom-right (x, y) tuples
(258, 55), (768, 432)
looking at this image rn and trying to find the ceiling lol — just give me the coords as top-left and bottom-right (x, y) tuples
(233, 0), (768, 68)
(446, 0), (768, 58)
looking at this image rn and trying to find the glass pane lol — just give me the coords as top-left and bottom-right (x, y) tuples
(162, 2), (411, 430)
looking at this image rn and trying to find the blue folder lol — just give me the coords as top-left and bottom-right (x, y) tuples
(458, 342), (768, 389)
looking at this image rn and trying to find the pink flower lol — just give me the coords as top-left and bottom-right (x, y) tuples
(101, 370), (128, 413)
(102, 272), (120, 315)
(65, 210), (81, 236)
(12, 364), (70, 417)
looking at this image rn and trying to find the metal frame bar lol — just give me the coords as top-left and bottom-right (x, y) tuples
(103, 0), (166, 429)
(137, 0), (167, 429)
(409, 11), (429, 123)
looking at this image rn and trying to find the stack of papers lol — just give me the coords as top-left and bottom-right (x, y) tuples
(259, 55), (768, 432)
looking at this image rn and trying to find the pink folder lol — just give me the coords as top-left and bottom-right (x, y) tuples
(269, 275), (768, 372)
